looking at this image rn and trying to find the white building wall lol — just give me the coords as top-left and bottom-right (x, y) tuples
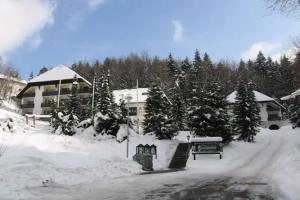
(259, 103), (268, 122)
(33, 86), (44, 115)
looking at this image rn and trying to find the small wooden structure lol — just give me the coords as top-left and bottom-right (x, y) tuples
(25, 114), (36, 127)
(191, 137), (223, 160)
(133, 144), (157, 171)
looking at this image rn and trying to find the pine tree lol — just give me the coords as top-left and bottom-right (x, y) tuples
(255, 51), (267, 75)
(119, 99), (128, 124)
(93, 71), (120, 136)
(209, 82), (232, 143)
(169, 85), (186, 131)
(143, 84), (175, 139)
(67, 76), (81, 119)
(181, 57), (192, 75)
(193, 49), (202, 72)
(187, 82), (232, 143)
(187, 85), (206, 136)
(278, 55), (295, 97)
(202, 53), (214, 80)
(167, 53), (179, 78)
(232, 81), (261, 142)
(289, 98), (300, 128)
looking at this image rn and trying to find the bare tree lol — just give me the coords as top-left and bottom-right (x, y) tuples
(294, 35), (300, 50)
(267, 0), (300, 15)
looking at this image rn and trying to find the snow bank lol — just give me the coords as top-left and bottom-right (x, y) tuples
(270, 126), (300, 200)
(0, 108), (142, 199)
(186, 128), (273, 174)
(128, 134), (180, 170)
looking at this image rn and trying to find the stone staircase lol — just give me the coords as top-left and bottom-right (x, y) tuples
(169, 143), (191, 169)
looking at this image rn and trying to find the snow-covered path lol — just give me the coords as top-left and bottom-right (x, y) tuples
(26, 130), (291, 200)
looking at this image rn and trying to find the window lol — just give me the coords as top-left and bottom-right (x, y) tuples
(128, 107), (137, 116)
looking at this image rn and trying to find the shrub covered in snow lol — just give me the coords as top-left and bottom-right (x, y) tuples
(0, 118), (14, 133)
(94, 112), (120, 136)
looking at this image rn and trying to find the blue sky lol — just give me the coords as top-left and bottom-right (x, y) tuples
(1, 0), (299, 79)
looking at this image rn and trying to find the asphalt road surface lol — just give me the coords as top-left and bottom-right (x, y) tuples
(29, 134), (285, 200)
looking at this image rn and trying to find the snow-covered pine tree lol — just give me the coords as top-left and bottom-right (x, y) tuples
(187, 81), (232, 143)
(67, 76), (81, 119)
(143, 84), (175, 139)
(288, 98), (300, 128)
(169, 85), (186, 131)
(202, 53), (214, 81)
(167, 53), (179, 79)
(187, 85), (206, 136)
(93, 71), (120, 136)
(181, 57), (192, 75)
(118, 99), (128, 124)
(233, 81), (261, 142)
(193, 49), (202, 72)
(209, 82), (232, 143)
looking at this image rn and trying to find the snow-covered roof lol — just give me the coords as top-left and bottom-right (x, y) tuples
(281, 89), (300, 101)
(227, 90), (285, 109)
(0, 73), (27, 85)
(113, 88), (149, 103)
(227, 90), (274, 103)
(29, 64), (91, 85)
(191, 137), (223, 142)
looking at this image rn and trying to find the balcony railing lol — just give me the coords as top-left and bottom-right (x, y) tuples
(21, 103), (34, 108)
(267, 106), (280, 112)
(268, 114), (281, 121)
(42, 88), (90, 96)
(79, 88), (91, 93)
(41, 102), (52, 107)
(23, 93), (35, 98)
(60, 88), (71, 95)
(42, 90), (58, 96)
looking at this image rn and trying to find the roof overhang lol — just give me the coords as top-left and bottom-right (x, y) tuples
(17, 78), (91, 99)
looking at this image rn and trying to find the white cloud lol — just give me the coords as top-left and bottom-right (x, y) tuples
(241, 41), (297, 61)
(241, 42), (281, 60)
(88, 0), (105, 10)
(0, 0), (56, 55)
(172, 20), (184, 43)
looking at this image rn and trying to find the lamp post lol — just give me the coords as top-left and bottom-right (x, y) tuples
(187, 135), (191, 143)
(125, 94), (132, 158)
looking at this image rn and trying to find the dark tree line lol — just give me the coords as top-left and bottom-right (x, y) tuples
(67, 51), (300, 101)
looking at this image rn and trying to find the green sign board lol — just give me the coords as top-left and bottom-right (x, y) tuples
(191, 141), (223, 159)
(194, 143), (219, 153)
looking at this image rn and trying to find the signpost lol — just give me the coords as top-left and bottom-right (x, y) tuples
(133, 144), (157, 171)
(191, 137), (223, 160)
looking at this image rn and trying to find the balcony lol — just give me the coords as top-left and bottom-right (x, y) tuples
(21, 103), (34, 108)
(23, 93), (35, 98)
(79, 88), (91, 93)
(268, 114), (281, 121)
(42, 90), (58, 96)
(41, 102), (52, 107)
(267, 106), (280, 112)
(60, 88), (71, 95)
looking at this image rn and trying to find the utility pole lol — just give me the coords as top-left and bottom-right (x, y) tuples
(125, 94), (132, 158)
(57, 80), (61, 108)
(91, 76), (96, 117)
(136, 79), (139, 134)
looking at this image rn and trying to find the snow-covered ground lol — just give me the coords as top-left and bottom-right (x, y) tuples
(0, 109), (142, 199)
(0, 108), (300, 199)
